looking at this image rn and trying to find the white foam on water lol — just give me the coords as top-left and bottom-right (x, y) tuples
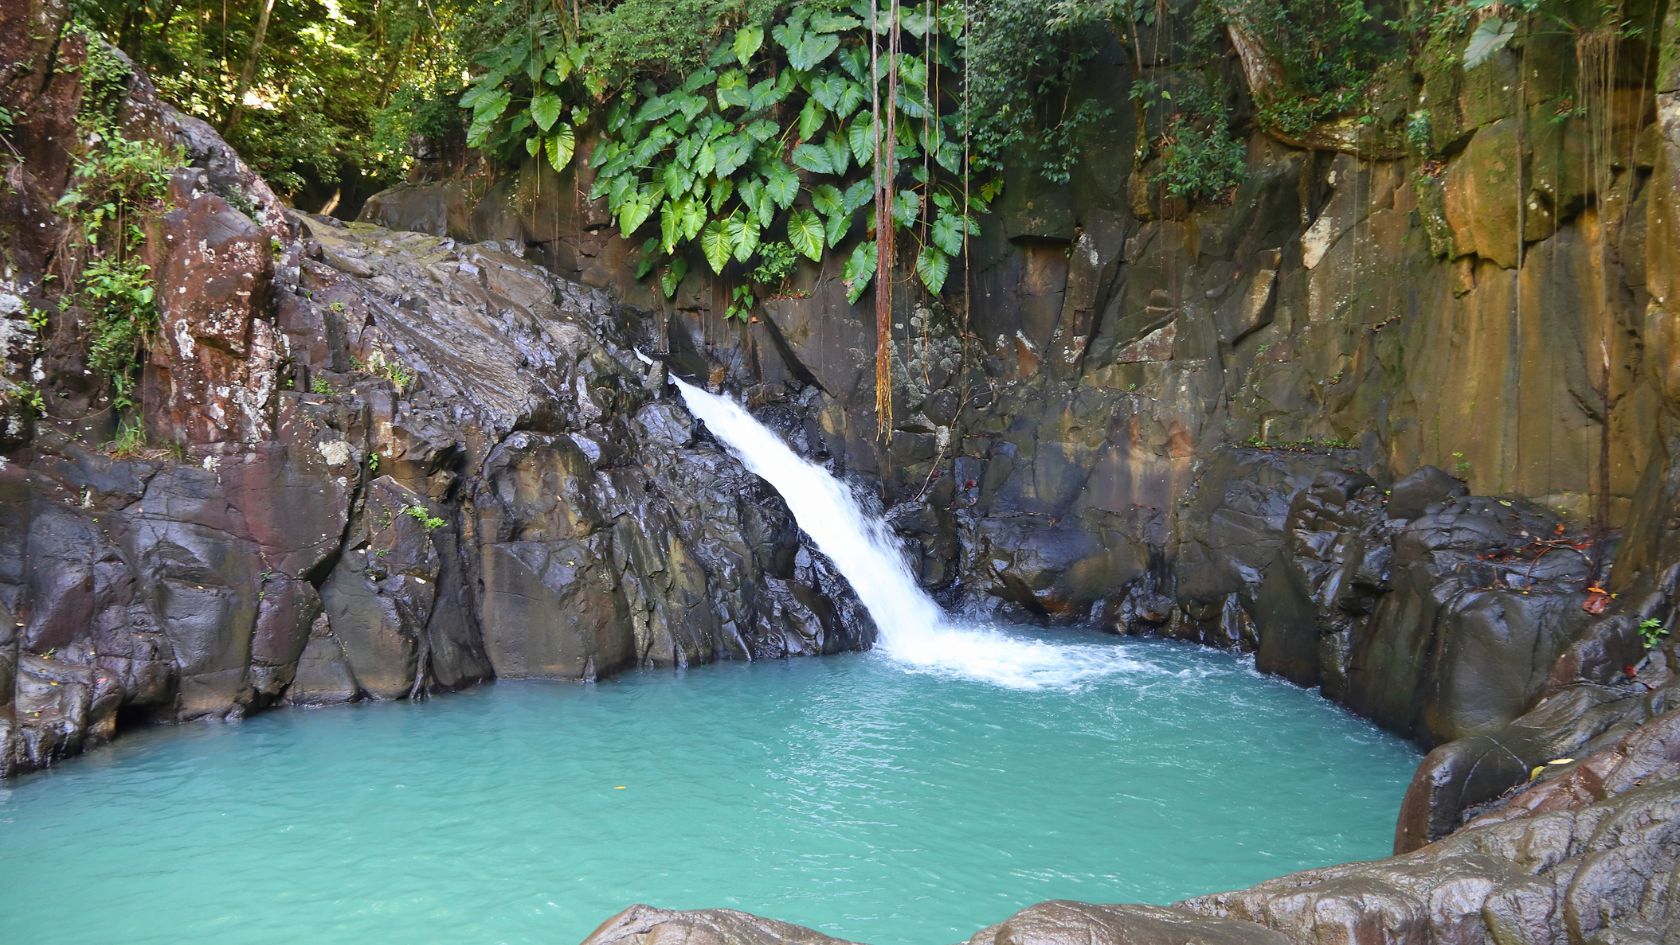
(669, 375), (1146, 690)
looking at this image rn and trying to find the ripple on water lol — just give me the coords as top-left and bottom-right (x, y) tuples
(0, 640), (1418, 945)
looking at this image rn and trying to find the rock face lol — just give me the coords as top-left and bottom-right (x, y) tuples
(0, 208), (872, 775)
(0, 8), (869, 776)
(349, 0), (1680, 763)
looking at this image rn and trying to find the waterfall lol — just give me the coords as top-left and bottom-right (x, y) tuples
(669, 376), (1143, 690)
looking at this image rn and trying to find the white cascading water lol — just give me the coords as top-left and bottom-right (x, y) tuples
(669, 374), (1144, 690)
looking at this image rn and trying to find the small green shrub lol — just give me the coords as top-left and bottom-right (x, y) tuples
(1405, 109), (1432, 152)
(1152, 124), (1246, 203)
(106, 419), (147, 457)
(1640, 618), (1669, 650)
(401, 504), (447, 531)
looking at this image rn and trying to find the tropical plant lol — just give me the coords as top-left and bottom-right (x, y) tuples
(458, 0), (996, 310)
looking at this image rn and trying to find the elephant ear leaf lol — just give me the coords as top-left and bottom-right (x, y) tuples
(843, 240), (877, 305)
(661, 257), (689, 299)
(530, 92), (563, 132)
(916, 244), (950, 295)
(733, 25), (764, 67)
(547, 124), (576, 172)
(930, 211), (964, 256)
(1463, 18), (1516, 70)
(792, 143), (835, 175)
(701, 218), (733, 274)
(787, 209), (825, 261)
(726, 214), (762, 263)
(765, 163), (800, 209)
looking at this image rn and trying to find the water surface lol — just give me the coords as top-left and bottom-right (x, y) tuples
(0, 641), (1416, 945)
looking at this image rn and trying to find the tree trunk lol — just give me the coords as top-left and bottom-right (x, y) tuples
(222, 0), (277, 134)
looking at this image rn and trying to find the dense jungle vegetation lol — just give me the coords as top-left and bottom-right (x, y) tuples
(56, 0), (1652, 429)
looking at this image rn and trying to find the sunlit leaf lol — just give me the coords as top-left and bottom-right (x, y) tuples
(546, 125), (575, 172)
(701, 218), (733, 273)
(766, 162), (800, 209)
(733, 25), (764, 66)
(726, 213), (761, 263)
(916, 243), (949, 294)
(530, 92), (563, 132)
(843, 240), (877, 304)
(1463, 18), (1517, 70)
(792, 142), (834, 174)
(787, 209), (825, 261)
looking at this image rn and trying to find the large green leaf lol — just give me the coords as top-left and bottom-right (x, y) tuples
(792, 142), (834, 175)
(740, 178), (773, 226)
(618, 186), (659, 237)
(787, 209), (825, 261)
(660, 200), (681, 254)
(716, 69), (752, 109)
(695, 141), (718, 177)
(930, 211), (964, 256)
(1463, 18), (1516, 70)
(676, 195), (706, 240)
(546, 125), (576, 172)
(798, 98), (827, 142)
(843, 241), (878, 304)
(843, 178), (874, 213)
(713, 135), (754, 177)
(824, 208), (852, 248)
(749, 75), (790, 111)
(726, 214), (762, 263)
(675, 93), (709, 122)
(661, 161), (695, 198)
(916, 243), (950, 294)
(700, 218), (733, 274)
(765, 162), (800, 208)
(709, 176), (735, 212)
(823, 132), (850, 175)
(847, 113), (875, 166)
(811, 75), (846, 111)
(892, 189), (921, 230)
(530, 92), (563, 132)
(810, 184), (844, 217)
(809, 11), (862, 32)
(661, 257), (689, 299)
(833, 80), (866, 120)
(775, 21), (841, 72)
(733, 25), (764, 67)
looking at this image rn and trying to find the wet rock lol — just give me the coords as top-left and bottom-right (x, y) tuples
(356, 182), (475, 239)
(582, 905), (862, 945)
(968, 901), (1288, 945)
(1386, 465), (1467, 521)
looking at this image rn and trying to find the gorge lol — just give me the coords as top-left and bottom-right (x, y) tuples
(2, 0), (1680, 942)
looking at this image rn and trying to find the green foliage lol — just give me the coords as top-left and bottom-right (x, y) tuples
(352, 351), (415, 393)
(54, 105), (177, 411)
(106, 418), (146, 457)
(402, 504), (448, 532)
(10, 382), (46, 418)
(311, 376), (337, 396)
(1640, 618), (1669, 650)
(71, 0), (468, 195)
(749, 240), (799, 287)
(461, 0), (994, 308)
(1144, 80), (1246, 203)
(1405, 110), (1432, 152)
(962, 0), (1113, 183)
